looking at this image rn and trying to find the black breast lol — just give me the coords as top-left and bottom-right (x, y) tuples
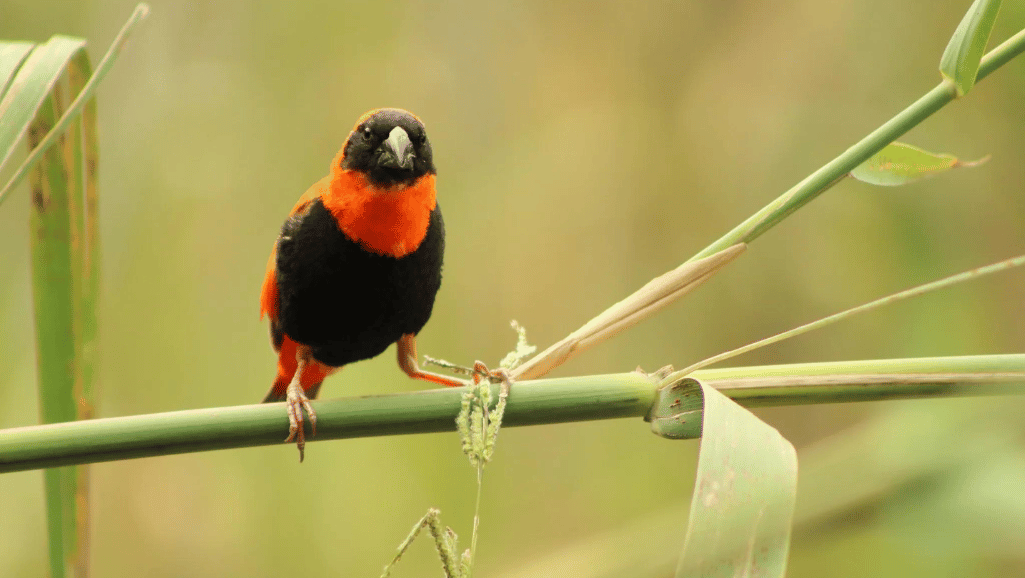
(275, 198), (445, 367)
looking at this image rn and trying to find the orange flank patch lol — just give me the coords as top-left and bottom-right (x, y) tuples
(268, 334), (338, 398)
(259, 250), (279, 320)
(321, 167), (437, 259)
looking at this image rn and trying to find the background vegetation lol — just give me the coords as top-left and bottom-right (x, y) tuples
(2, 1), (1023, 576)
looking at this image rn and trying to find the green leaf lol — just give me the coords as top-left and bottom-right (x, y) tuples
(850, 142), (987, 187)
(30, 87), (81, 578)
(659, 378), (798, 578)
(0, 3), (149, 207)
(940, 0), (1002, 96)
(0, 36), (86, 180)
(0, 42), (35, 99)
(0, 7), (149, 578)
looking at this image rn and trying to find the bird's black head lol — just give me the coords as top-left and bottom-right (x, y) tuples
(340, 108), (436, 188)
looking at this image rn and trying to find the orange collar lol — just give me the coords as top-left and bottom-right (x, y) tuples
(321, 168), (438, 258)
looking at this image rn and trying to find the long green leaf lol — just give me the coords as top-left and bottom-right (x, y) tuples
(0, 36), (85, 180)
(1, 33), (91, 578)
(1, 7), (147, 576)
(0, 3), (149, 207)
(0, 42), (34, 99)
(75, 48), (100, 423)
(65, 48), (98, 577)
(671, 379), (797, 578)
(29, 87), (80, 578)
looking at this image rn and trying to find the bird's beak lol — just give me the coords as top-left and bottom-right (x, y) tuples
(377, 127), (415, 170)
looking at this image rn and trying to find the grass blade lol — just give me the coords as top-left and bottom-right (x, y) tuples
(2, 7), (146, 575)
(674, 254), (1025, 378)
(29, 86), (80, 578)
(65, 48), (98, 577)
(0, 42), (34, 99)
(0, 37), (85, 185)
(0, 3), (149, 207)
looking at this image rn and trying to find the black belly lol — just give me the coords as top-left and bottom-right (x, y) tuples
(275, 198), (445, 367)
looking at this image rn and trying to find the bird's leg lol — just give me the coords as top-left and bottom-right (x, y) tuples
(398, 334), (512, 386)
(397, 334), (467, 387)
(283, 345), (317, 462)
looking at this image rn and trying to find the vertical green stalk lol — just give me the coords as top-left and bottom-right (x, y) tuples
(467, 466), (483, 578)
(29, 76), (88, 578)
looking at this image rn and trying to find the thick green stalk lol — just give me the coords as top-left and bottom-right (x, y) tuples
(689, 27), (1025, 261)
(652, 356), (1025, 439)
(1, 356), (1023, 474)
(701, 355), (1025, 406)
(0, 373), (656, 473)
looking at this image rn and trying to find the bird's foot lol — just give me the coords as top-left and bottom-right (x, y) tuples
(283, 380), (317, 462)
(471, 360), (511, 386)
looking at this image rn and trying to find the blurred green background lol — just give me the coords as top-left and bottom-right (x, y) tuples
(2, 1), (1024, 577)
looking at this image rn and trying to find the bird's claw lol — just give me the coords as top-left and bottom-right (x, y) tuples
(472, 361), (511, 386)
(284, 380), (316, 462)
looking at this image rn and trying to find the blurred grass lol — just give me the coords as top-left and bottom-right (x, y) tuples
(1, 1), (1024, 577)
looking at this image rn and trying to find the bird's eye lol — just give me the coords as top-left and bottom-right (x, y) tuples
(362, 126), (373, 139)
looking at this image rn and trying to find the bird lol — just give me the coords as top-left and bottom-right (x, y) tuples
(259, 108), (464, 461)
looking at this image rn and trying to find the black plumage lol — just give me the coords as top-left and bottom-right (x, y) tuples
(274, 198), (445, 367)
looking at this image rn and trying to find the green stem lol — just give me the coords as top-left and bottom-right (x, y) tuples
(468, 466), (483, 578)
(978, 27), (1025, 80)
(674, 254), (1025, 377)
(0, 373), (655, 473)
(689, 27), (1025, 262)
(2, 356), (1023, 473)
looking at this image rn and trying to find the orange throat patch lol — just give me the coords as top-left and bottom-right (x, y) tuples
(321, 170), (438, 258)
